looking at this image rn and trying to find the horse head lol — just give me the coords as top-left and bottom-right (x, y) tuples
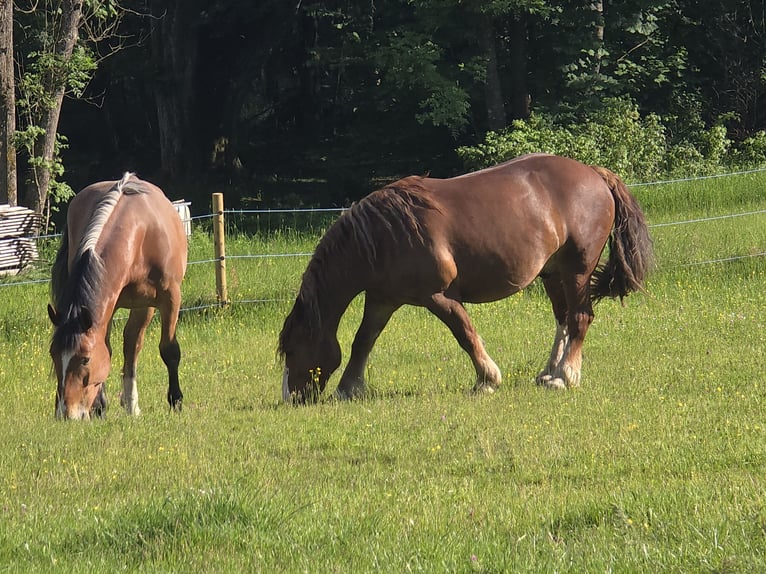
(278, 296), (341, 404)
(48, 304), (110, 420)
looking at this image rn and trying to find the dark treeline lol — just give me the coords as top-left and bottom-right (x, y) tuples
(7, 0), (766, 215)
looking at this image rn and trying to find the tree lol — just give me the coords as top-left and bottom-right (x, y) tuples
(0, 0), (16, 205)
(149, 0), (202, 180)
(17, 0), (85, 217)
(12, 0), (127, 224)
(679, 0), (766, 137)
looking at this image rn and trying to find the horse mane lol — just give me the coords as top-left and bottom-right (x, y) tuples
(76, 172), (139, 257)
(278, 176), (440, 358)
(50, 172), (144, 349)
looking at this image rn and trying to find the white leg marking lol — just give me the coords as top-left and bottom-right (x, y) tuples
(473, 356), (502, 393)
(537, 323), (568, 387)
(549, 323), (568, 369)
(121, 375), (141, 415)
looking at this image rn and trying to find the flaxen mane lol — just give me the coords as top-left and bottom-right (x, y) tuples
(278, 176), (440, 357)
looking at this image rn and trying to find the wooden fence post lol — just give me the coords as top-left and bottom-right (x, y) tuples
(212, 192), (228, 305)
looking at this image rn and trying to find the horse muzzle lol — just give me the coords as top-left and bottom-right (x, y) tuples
(56, 400), (92, 421)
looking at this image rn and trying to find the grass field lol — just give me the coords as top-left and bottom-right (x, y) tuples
(0, 171), (765, 572)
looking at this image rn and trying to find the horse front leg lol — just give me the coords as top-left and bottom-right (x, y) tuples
(335, 295), (399, 400)
(92, 318), (115, 418)
(427, 293), (502, 393)
(121, 307), (155, 415)
(158, 290), (183, 411)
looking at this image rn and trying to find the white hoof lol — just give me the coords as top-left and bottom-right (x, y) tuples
(536, 371), (552, 385)
(472, 382), (497, 395)
(119, 393), (141, 415)
(562, 364), (581, 388)
(537, 375), (567, 391)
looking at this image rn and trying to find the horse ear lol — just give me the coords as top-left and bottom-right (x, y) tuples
(47, 304), (59, 326)
(78, 306), (94, 331)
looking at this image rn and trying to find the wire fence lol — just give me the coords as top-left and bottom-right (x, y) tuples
(2, 167), (765, 314)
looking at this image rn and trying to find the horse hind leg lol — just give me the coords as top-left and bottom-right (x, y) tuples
(544, 272), (594, 390)
(158, 290), (183, 411)
(121, 307), (155, 415)
(536, 323), (569, 390)
(161, 337), (183, 411)
(427, 293), (502, 393)
(537, 274), (570, 390)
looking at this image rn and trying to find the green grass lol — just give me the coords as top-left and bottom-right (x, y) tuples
(0, 171), (765, 572)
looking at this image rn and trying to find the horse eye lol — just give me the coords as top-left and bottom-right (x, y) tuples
(81, 357), (90, 366)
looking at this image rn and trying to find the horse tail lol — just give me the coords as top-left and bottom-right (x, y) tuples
(590, 166), (653, 303)
(50, 225), (70, 311)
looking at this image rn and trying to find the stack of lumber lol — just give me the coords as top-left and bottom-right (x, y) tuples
(0, 205), (40, 275)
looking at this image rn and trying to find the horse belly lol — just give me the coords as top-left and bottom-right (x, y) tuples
(447, 265), (537, 303)
(440, 244), (549, 303)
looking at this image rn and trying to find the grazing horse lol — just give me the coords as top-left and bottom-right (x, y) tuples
(278, 154), (652, 403)
(48, 173), (187, 420)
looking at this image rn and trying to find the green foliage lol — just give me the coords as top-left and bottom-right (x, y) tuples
(458, 98), (666, 181)
(374, 31), (471, 136)
(12, 1), (104, 214)
(729, 131), (766, 169)
(458, 98), (766, 181)
(13, 128), (75, 214)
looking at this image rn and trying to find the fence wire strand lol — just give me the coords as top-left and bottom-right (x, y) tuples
(3, 167), (765, 311)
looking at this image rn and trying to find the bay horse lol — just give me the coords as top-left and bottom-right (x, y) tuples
(278, 153), (652, 403)
(48, 173), (187, 420)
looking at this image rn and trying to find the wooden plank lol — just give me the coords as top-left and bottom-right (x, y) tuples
(0, 205), (41, 274)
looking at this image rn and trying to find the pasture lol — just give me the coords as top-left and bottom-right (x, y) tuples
(0, 171), (765, 572)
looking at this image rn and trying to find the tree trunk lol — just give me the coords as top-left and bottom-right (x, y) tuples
(23, 0), (83, 215)
(507, 13), (530, 121)
(592, 0), (604, 76)
(150, 0), (201, 180)
(0, 0), (16, 206)
(479, 14), (507, 131)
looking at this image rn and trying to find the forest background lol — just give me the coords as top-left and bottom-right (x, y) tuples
(0, 0), (764, 228)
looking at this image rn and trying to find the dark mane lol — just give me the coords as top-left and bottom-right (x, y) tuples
(278, 176), (440, 358)
(50, 173), (142, 352)
(50, 248), (106, 352)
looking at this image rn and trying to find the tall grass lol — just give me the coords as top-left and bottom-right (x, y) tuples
(0, 171), (764, 572)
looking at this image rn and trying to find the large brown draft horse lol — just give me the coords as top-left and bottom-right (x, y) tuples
(48, 173), (187, 420)
(279, 154), (652, 403)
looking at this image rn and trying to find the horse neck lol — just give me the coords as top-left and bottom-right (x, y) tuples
(58, 249), (121, 333)
(306, 253), (366, 334)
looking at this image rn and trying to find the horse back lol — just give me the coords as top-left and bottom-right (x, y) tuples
(418, 155), (617, 300)
(66, 176), (187, 296)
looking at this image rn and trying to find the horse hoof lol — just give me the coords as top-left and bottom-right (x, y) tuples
(333, 387), (364, 401)
(538, 377), (567, 390)
(330, 389), (347, 401)
(536, 372), (552, 385)
(472, 382), (498, 395)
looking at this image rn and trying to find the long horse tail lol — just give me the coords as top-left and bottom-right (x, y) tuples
(590, 165), (653, 303)
(50, 225), (70, 312)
